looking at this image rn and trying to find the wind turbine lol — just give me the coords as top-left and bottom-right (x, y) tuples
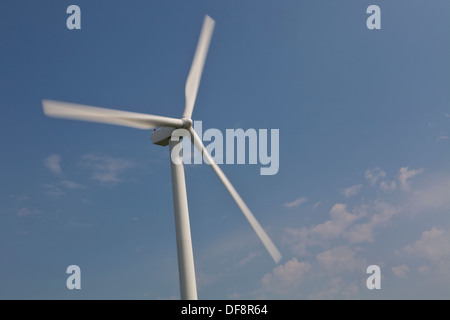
(42, 15), (281, 300)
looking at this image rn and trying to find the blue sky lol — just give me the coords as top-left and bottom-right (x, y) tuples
(1, 0), (449, 299)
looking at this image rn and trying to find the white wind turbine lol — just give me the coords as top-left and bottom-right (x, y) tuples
(42, 15), (281, 300)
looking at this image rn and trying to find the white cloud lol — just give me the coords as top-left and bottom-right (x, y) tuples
(17, 207), (39, 217)
(283, 203), (361, 255)
(402, 227), (450, 282)
(345, 201), (400, 244)
(10, 194), (31, 202)
(195, 270), (218, 290)
(418, 265), (430, 274)
(44, 154), (62, 175)
(227, 292), (243, 299)
(407, 175), (450, 214)
(283, 227), (310, 256)
(311, 204), (360, 239)
(344, 223), (373, 244)
(284, 197), (308, 208)
(273, 169), (449, 298)
(316, 246), (363, 274)
(380, 180), (397, 192)
(364, 166), (423, 192)
(392, 264), (409, 278)
(398, 167), (423, 191)
(259, 258), (311, 297)
(41, 180), (85, 197)
(284, 199), (401, 256)
(236, 252), (259, 267)
(41, 183), (64, 197)
(342, 184), (362, 197)
(66, 221), (93, 229)
(60, 180), (85, 189)
(308, 277), (359, 300)
(82, 153), (136, 185)
(403, 227), (450, 261)
(312, 202), (321, 210)
(364, 167), (386, 186)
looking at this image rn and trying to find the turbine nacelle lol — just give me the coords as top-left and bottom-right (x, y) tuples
(151, 127), (175, 146)
(150, 117), (192, 146)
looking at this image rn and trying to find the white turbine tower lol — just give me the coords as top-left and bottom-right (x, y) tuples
(42, 15), (281, 300)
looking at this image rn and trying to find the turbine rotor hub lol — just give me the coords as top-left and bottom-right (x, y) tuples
(181, 117), (193, 129)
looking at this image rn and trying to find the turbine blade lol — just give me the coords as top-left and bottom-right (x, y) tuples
(42, 100), (183, 129)
(188, 127), (282, 264)
(183, 15), (215, 119)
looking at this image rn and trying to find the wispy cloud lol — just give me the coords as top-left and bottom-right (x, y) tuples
(401, 226), (450, 283)
(65, 221), (94, 229)
(10, 194), (31, 202)
(316, 245), (365, 274)
(403, 227), (450, 261)
(258, 167), (449, 299)
(81, 153), (136, 185)
(236, 251), (259, 267)
(308, 276), (359, 299)
(342, 184), (362, 197)
(41, 183), (65, 197)
(344, 201), (400, 244)
(283, 203), (362, 255)
(312, 204), (361, 240)
(257, 248), (363, 299)
(392, 264), (409, 278)
(17, 207), (39, 217)
(284, 197), (308, 208)
(364, 167), (386, 186)
(41, 180), (85, 197)
(406, 174), (450, 214)
(60, 180), (85, 189)
(42, 154), (86, 194)
(44, 154), (62, 175)
(364, 166), (423, 192)
(258, 258), (311, 297)
(398, 167), (423, 191)
(283, 167), (428, 256)
(380, 180), (397, 192)
(195, 270), (218, 290)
